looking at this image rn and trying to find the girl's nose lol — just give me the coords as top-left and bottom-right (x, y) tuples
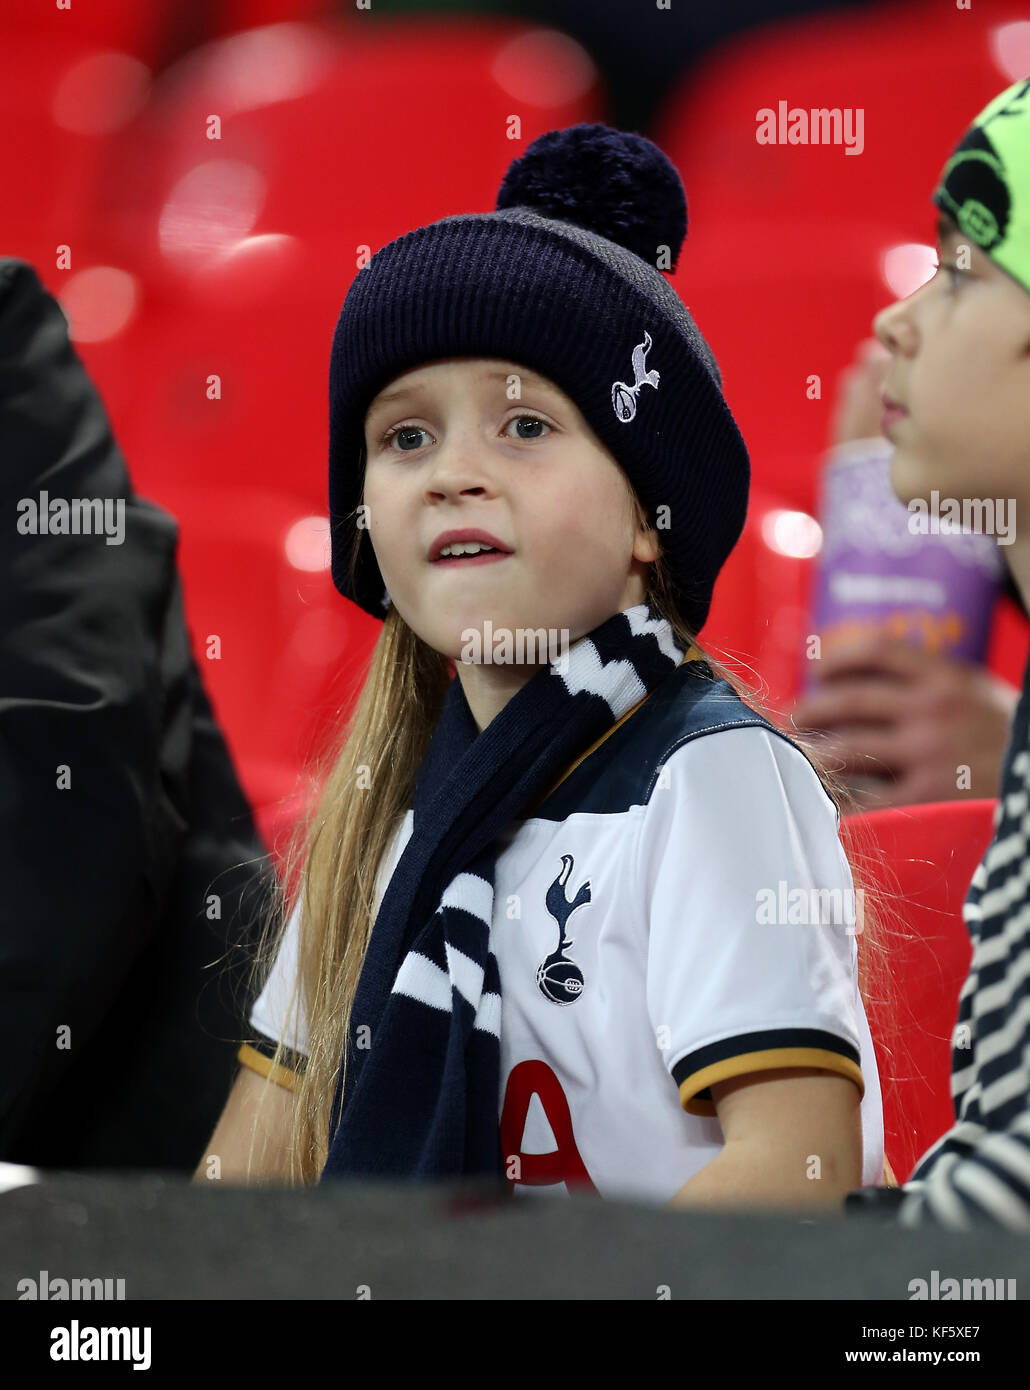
(873, 296), (917, 356)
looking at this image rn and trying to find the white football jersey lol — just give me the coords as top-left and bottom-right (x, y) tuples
(247, 663), (884, 1204)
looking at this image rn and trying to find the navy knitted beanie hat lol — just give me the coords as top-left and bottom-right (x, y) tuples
(327, 123), (750, 633)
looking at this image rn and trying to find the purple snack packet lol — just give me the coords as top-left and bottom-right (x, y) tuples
(805, 441), (1007, 691)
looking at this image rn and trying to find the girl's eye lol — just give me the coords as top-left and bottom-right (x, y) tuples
(504, 414), (551, 440)
(378, 414), (551, 452)
(933, 259), (965, 290)
(380, 424), (429, 451)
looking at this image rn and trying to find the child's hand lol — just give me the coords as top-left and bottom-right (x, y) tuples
(830, 338), (892, 446)
(791, 635), (1019, 808)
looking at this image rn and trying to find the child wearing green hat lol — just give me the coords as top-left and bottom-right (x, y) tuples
(846, 78), (1030, 1227)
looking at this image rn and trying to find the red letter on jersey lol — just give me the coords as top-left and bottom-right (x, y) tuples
(500, 1060), (598, 1195)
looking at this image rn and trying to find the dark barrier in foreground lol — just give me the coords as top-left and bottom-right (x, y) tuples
(2, 1171), (1028, 1301)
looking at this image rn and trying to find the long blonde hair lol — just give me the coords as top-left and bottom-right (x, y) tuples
(244, 485), (903, 1186)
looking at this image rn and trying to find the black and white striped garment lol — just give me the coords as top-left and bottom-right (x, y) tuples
(846, 650), (1030, 1228)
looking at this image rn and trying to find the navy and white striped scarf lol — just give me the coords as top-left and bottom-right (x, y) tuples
(319, 600), (687, 1186)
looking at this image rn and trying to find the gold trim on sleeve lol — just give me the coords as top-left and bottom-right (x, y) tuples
(678, 1046), (865, 1116)
(237, 1041), (299, 1093)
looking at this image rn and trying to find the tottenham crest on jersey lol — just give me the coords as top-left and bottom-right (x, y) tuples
(536, 854), (593, 1005)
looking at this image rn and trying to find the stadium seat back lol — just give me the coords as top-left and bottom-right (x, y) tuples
(147, 483), (368, 814)
(841, 798), (997, 1182)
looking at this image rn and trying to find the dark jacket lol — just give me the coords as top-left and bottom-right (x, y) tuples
(0, 257), (275, 1171)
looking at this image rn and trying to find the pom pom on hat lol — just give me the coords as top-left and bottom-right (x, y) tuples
(495, 123), (688, 273)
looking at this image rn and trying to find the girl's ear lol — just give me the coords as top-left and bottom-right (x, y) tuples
(633, 516), (660, 565)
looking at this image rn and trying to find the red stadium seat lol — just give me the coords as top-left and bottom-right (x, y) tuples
(0, 33), (151, 275)
(146, 482), (377, 820)
(96, 17), (603, 289)
(653, 0), (1030, 242)
(841, 798), (998, 1183)
(206, 1), (337, 42)
(7, 0), (166, 60)
(75, 257), (340, 509)
(702, 484), (820, 710)
(985, 590), (1030, 692)
(670, 217), (909, 518)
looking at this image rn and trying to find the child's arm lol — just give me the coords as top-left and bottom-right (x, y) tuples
(191, 1063), (296, 1186)
(666, 1066), (862, 1213)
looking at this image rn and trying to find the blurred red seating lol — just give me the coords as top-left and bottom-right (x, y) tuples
(206, 0), (337, 43)
(669, 218), (907, 518)
(841, 798), (998, 1183)
(95, 17), (603, 288)
(63, 17), (602, 505)
(653, 0), (1030, 243)
(702, 484), (821, 710)
(0, 34), (152, 275)
(147, 482), (377, 821)
(75, 255), (339, 510)
(7, 0), (166, 59)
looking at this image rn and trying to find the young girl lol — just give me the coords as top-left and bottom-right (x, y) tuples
(846, 79), (1030, 1229)
(199, 124), (888, 1208)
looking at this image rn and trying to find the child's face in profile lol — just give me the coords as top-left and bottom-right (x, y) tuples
(361, 357), (657, 678)
(874, 211), (1030, 511)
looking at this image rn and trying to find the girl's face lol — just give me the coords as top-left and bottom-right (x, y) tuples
(361, 357), (658, 725)
(873, 213), (1030, 513)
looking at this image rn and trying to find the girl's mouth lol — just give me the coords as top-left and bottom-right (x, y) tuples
(880, 402), (908, 433)
(431, 550), (512, 568)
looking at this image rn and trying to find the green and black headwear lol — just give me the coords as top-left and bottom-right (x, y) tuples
(932, 77), (1030, 292)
